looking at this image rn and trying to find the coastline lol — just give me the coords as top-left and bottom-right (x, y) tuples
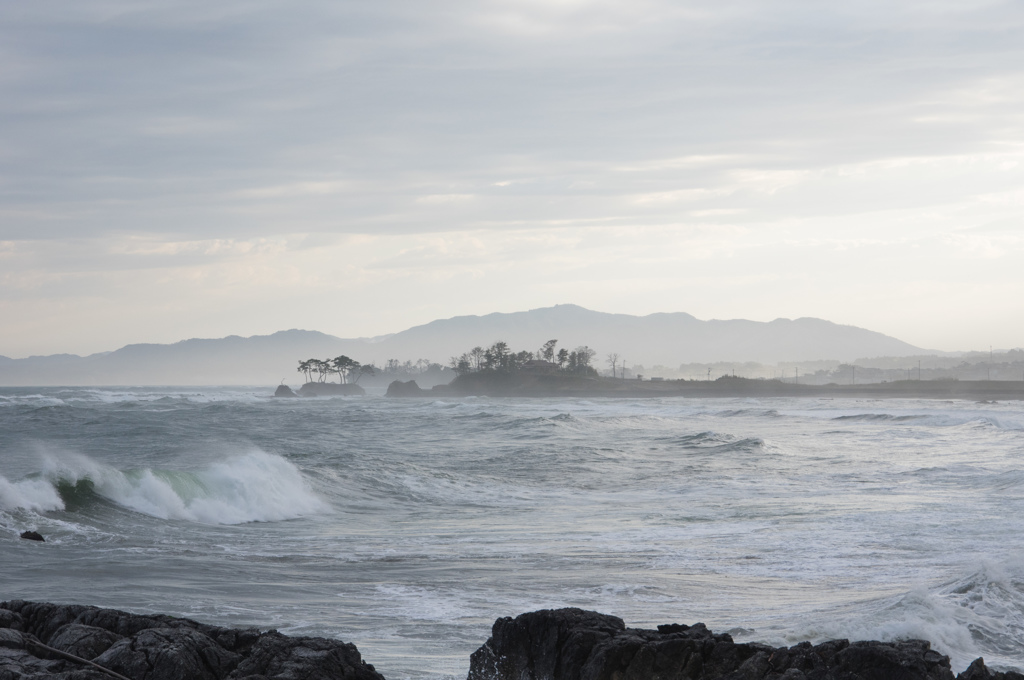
(0, 601), (1014, 679)
(383, 374), (1024, 400)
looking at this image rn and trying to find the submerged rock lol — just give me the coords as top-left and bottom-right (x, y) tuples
(467, 607), (1008, 680)
(0, 600), (384, 680)
(19, 531), (44, 542)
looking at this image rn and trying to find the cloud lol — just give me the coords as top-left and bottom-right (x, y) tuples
(2, 0), (1024, 353)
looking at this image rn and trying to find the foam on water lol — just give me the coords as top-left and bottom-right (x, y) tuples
(4, 389), (1024, 679)
(0, 473), (65, 513)
(792, 559), (1024, 672)
(11, 449), (329, 524)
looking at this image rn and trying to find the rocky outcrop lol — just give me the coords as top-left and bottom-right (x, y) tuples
(19, 531), (44, 542)
(4, 602), (1020, 680)
(467, 608), (1020, 680)
(296, 382), (366, 397)
(0, 600), (383, 680)
(384, 380), (427, 397)
(273, 384), (298, 397)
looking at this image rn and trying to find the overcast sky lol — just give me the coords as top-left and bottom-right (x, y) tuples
(2, 0), (1023, 357)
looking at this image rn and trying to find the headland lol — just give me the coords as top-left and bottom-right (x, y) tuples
(385, 373), (1024, 400)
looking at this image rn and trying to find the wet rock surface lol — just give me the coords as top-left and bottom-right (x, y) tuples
(3, 602), (1021, 680)
(0, 600), (384, 680)
(467, 608), (1022, 680)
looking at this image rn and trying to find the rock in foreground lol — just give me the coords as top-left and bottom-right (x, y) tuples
(467, 608), (1021, 680)
(0, 600), (384, 680)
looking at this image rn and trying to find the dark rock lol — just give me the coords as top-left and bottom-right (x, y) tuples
(0, 627), (79, 678)
(274, 385), (297, 397)
(0, 628), (27, 650)
(94, 627), (241, 680)
(468, 608), (959, 680)
(468, 608), (625, 680)
(19, 531), (44, 542)
(957, 657), (1024, 680)
(48, 623), (124, 660)
(297, 382), (366, 397)
(0, 601), (382, 680)
(0, 608), (24, 631)
(3, 601), (91, 643)
(385, 380), (427, 397)
(228, 630), (384, 680)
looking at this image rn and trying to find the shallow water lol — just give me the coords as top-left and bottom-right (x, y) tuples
(2, 388), (1024, 677)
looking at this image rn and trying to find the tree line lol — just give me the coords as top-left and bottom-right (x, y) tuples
(297, 356), (375, 384)
(448, 339), (598, 376)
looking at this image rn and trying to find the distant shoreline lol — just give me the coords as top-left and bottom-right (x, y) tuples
(388, 374), (1024, 400)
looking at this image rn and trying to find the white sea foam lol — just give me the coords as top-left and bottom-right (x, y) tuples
(34, 449), (329, 524)
(792, 560), (1024, 672)
(0, 473), (65, 512)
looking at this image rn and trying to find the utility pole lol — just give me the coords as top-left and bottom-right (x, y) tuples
(795, 367), (799, 385)
(852, 365), (856, 385)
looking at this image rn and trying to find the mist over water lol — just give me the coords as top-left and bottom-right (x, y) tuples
(2, 388), (1024, 679)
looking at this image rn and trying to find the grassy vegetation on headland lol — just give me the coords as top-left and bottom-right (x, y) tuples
(405, 340), (1024, 399)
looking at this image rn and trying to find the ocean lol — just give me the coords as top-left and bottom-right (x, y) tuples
(2, 387), (1023, 678)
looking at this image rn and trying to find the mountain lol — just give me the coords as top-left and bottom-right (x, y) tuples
(0, 305), (926, 386)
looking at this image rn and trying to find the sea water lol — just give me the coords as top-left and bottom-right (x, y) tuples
(2, 388), (1024, 678)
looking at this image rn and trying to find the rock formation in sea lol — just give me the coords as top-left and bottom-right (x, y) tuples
(384, 379), (427, 397)
(295, 382), (366, 397)
(2, 602), (1020, 680)
(466, 608), (1022, 680)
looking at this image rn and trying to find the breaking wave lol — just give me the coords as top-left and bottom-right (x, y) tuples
(1, 450), (328, 525)
(802, 561), (1024, 673)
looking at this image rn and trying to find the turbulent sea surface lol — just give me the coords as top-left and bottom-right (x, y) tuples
(2, 387), (1024, 678)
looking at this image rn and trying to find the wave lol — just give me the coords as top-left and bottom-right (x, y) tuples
(715, 408), (782, 418)
(804, 560), (1024, 673)
(832, 413), (924, 422)
(0, 474), (65, 513)
(1, 450), (328, 525)
(657, 431), (766, 453)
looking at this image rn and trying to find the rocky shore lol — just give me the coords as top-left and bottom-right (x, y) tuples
(0, 600), (383, 680)
(1, 602), (1019, 680)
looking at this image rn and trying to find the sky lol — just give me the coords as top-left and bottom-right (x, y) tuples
(2, 0), (1023, 358)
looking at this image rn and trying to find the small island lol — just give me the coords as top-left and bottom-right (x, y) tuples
(276, 355), (374, 397)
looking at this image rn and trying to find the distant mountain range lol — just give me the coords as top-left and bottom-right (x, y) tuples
(0, 305), (928, 386)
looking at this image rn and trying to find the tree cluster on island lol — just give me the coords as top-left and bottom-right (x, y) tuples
(297, 355), (375, 384)
(448, 339), (599, 377)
